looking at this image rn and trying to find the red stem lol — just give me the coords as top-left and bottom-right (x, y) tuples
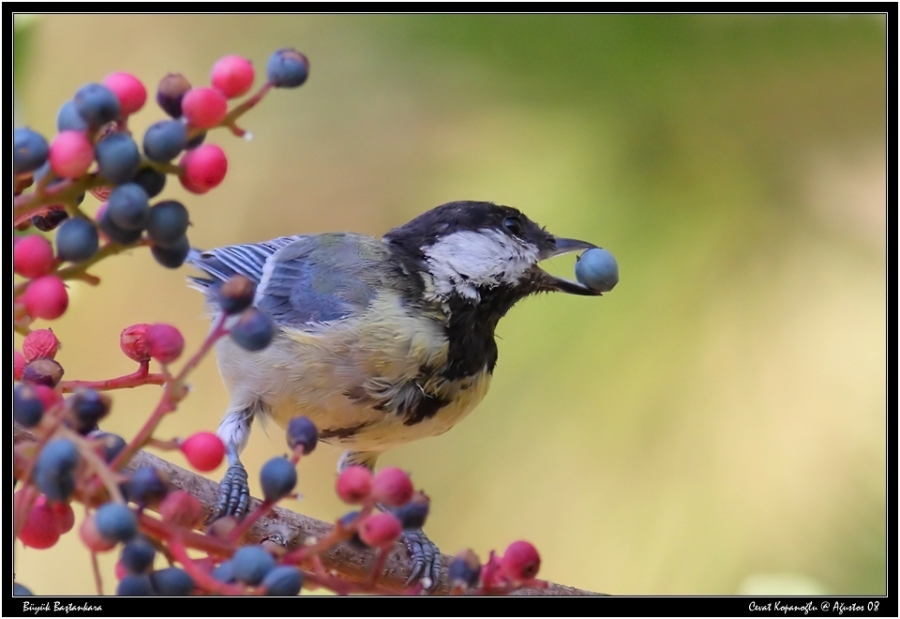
(60, 361), (165, 393)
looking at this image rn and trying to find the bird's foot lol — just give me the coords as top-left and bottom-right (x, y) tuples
(401, 527), (442, 592)
(207, 462), (250, 524)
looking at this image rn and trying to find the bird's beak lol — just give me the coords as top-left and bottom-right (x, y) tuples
(535, 237), (604, 296)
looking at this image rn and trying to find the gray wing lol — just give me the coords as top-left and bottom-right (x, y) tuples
(189, 233), (397, 330)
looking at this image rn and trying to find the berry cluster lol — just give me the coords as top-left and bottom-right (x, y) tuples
(13, 48), (547, 597)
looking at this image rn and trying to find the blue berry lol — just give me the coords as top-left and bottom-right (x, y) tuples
(262, 565), (303, 596)
(14, 128), (49, 175)
(55, 217), (99, 263)
(107, 183), (149, 231)
(90, 431), (127, 463)
(73, 83), (120, 128)
(143, 120), (187, 163)
(260, 456), (297, 502)
(94, 502), (138, 542)
(34, 439), (79, 501)
(34, 468), (75, 503)
(230, 308), (275, 352)
(13, 582), (34, 596)
(395, 492), (430, 530)
(286, 416), (318, 454)
(217, 275), (255, 315)
(116, 574), (155, 596)
(211, 560), (236, 584)
(574, 247), (618, 293)
(448, 550), (481, 588)
(232, 545), (276, 585)
(98, 207), (143, 245)
(14, 384), (44, 428)
(67, 388), (111, 434)
(95, 133), (140, 185)
(266, 49), (309, 88)
(133, 167), (167, 198)
(150, 234), (190, 269)
(57, 101), (89, 132)
(147, 200), (189, 248)
(121, 536), (157, 574)
(126, 466), (169, 507)
(150, 567), (194, 595)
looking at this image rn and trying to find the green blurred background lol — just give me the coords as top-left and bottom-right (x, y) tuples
(13, 14), (886, 595)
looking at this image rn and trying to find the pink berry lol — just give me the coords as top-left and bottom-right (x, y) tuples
(336, 465), (373, 504)
(79, 514), (117, 552)
(14, 235), (55, 278)
(120, 323), (152, 362)
(18, 499), (61, 549)
(371, 467), (414, 507)
(14, 350), (26, 380)
(179, 144), (227, 194)
(500, 540), (541, 582)
(114, 560), (128, 581)
(48, 130), (94, 179)
(23, 328), (60, 361)
(146, 323), (184, 364)
(33, 384), (62, 411)
(23, 275), (69, 320)
(358, 513), (402, 549)
(181, 87), (227, 129)
(180, 432), (225, 472)
(36, 496), (75, 534)
(159, 490), (205, 528)
(103, 72), (147, 116)
(211, 55), (255, 99)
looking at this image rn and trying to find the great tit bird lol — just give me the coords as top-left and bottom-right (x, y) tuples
(187, 200), (607, 588)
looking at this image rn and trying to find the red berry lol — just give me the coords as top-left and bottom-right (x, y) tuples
(23, 328), (60, 361)
(79, 514), (117, 552)
(211, 55), (255, 99)
(103, 72), (147, 116)
(371, 467), (414, 507)
(14, 350), (26, 380)
(181, 87), (227, 129)
(23, 276), (69, 320)
(33, 384), (63, 411)
(14, 235), (55, 279)
(159, 490), (205, 528)
(48, 130), (94, 179)
(357, 513), (402, 549)
(336, 465), (373, 504)
(36, 496), (75, 534)
(120, 323), (152, 362)
(18, 499), (61, 549)
(146, 323), (184, 364)
(500, 540), (541, 582)
(180, 432), (225, 472)
(179, 144), (227, 194)
(114, 560), (128, 581)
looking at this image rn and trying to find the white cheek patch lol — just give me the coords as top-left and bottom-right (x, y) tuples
(423, 229), (540, 301)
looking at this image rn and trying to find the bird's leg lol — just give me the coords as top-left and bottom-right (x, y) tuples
(339, 450), (442, 592)
(207, 406), (255, 523)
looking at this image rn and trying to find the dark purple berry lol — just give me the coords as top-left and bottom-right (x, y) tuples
(262, 565), (303, 596)
(116, 574), (155, 596)
(217, 275), (255, 315)
(156, 73), (191, 118)
(67, 388), (111, 434)
(14, 384), (44, 427)
(55, 217), (99, 263)
(147, 200), (189, 247)
(98, 207), (143, 245)
(126, 466), (169, 507)
(230, 308), (274, 351)
(94, 502), (138, 542)
(32, 208), (69, 232)
(14, 128), (49, 175)
(133, 167), (167, 198)
(267, 49), (309, 88)
(107, 183), (149, 231)
(57, 101), (89, 132)
(143, 120), (187, 163)
(286, 416), (317, 454)
(259, 456), (297, 502)
(150, 567), (194, 595)
(74, 83), (120, 128)
(448, 550), (481, 588)
(95, 133), (140, 185)
(394, 492), (430, 530)
(121, 536), (157, 574)
(150, 234), (190, 269)
(232, 545), (276, 585)
(22, 358), (64, 387)
(185, 131), (206, 150)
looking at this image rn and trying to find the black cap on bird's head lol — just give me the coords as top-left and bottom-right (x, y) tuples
(384, 201), (602, 310)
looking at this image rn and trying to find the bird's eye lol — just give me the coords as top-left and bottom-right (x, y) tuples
(503, 216), (523, 236)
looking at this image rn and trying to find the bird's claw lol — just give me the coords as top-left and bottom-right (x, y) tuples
(207, 462), (250, 524)
(402, 528), (442, 592)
